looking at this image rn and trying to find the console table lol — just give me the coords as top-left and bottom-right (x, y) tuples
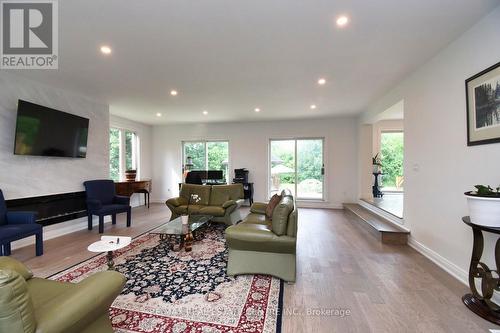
(462, 216), (500, 325)
(115, 180), (151, 208)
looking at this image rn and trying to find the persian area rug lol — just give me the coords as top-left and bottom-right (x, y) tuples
(50, 224), (284, 333)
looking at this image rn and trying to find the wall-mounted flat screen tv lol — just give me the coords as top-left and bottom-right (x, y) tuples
(14, 100), (89, 158)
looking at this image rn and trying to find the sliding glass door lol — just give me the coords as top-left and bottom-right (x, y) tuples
(269, 138), (324, 200)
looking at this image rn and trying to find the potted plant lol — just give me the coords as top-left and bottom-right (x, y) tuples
(465, 185), (500, 227)
(372, 153), (382, 174)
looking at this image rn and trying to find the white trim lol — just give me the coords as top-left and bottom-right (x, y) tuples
(408, 236), (468, 286)
(358, 199), (408, 230)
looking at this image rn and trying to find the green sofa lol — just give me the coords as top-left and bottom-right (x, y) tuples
(166, 184), (244, 225)
(225, 189), (298, 282)
(0, 257), (126, 333)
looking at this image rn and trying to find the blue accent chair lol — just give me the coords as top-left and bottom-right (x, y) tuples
(83, 180), (131, 234)
(0, 190), (43, 256)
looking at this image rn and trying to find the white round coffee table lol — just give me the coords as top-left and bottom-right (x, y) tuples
(88, 236), (131, 270)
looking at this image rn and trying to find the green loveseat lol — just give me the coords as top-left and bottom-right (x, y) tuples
(225, 189), (298, 282)
(0, 257), (126, 333)
(166, 184), (244, 225)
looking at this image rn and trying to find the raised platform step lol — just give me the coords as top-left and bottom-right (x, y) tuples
(343, 203), (410, 245)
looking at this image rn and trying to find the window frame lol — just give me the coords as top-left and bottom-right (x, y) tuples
(268, 137), (325, 201)
(181, 140), (230, 183)
(109, 127), (140, 181)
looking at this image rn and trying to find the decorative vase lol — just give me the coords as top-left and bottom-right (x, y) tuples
(372, 165), (380, 174)
(465, 192), (500, 227)
(181, 215), (189, 225)
(125, 170), (137, 182)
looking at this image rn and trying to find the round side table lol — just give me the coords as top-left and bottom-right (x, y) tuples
(462, 216), (500, 325)
(88, 236), (131, 270)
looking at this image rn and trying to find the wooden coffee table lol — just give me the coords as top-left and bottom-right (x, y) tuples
(150, 215), (212, 252)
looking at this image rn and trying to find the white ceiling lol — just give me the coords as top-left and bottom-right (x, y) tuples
(9, 0), (500, 125)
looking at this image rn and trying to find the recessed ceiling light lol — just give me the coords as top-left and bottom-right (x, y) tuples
(317, 78), (326, 85)
(310, 104), (317, 110)
(203, 110), (208, 115)
(254, 108), (261, 112)
(336, 15), (349, 27)
(156, 112), (162, 117)
(100, 45), (112, 55)
(170, 90), (178, 96)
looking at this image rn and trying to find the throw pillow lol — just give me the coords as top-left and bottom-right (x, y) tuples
(265, 194), (282, 219)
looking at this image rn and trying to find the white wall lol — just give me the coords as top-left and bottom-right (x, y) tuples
(359, 5), (500, 283)
(152, 117), (358, 208)
(0, 72), (109, 199)
(0, 71), (112, 249)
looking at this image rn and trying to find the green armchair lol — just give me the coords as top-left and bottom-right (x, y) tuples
(225, 189), (298, 282)
(0, 257), (126, 333)
(166, 184), (244, 225)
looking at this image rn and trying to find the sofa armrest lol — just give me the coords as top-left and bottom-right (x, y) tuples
(235, 199), (245, 208)
(86, 199), (102, 212)
(222, 200), (237, 209)
(250, 202), (268, 214)
(6, 211), (37, 225)
(34, 271), (126, 333)
(113, 195), (130, 205)
(166, 197), (188, 207)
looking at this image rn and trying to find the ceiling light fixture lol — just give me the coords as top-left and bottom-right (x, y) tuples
(100, 45), (112, 55)
(156, 112), (162, 117)
(254, 108), (261, 112)
(203, 110), (208, 115)
(317, 78), (326, 85)
(310, 104), (317, 110)
(170, 90), (178, 96)
(336, 15), (349, 27)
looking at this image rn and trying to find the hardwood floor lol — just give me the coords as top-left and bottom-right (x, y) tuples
(11, 205), (496, 332)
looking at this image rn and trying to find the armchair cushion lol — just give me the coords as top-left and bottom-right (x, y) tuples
(271, 196), (294, 236)
(199, 206), (225, 217)
(93, 204), (129, 216)
(0, 269), (36, 333)
(0, 257), (33, 280)
(6, 211), (37, 225)
(113, 195), (130, 205)
(0, 224), (42, 241)
(225, 224), (296, 254)
(250, 202), (268, 215)
(85, 199), (102, 212)
(33, 271), (126, 333)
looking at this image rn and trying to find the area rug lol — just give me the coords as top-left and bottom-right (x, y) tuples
(50, 224), (284, 333)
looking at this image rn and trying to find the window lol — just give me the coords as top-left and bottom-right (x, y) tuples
(182, 141), (229, 181)
(380, 131), (404, 191)
(269, 138), (324, 200)
(109, 128), (139, 181)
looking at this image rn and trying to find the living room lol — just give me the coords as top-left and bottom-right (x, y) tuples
(1, 1), (500, 332)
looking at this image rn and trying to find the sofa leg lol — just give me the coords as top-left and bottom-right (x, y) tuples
(112, 214), (116, 225)
(88, 214), (93, 230)
(99, 216), (104, 233)
(35, 232), (43, 256)
(4, 243), (11, 256)
(0, 244), (3, 256)
(126, 208), (131, 227)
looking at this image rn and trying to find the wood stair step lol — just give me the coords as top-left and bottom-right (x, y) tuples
(343, 203), (409, 245)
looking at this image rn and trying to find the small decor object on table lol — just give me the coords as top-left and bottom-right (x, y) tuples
(124, 169), (137, 181)
(466, 61), (500, 146)
(87, 235), (131, 270)
(465, 185), (500, 227)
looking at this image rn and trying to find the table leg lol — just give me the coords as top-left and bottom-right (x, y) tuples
(106, 251), (115, 270)
(462, 227), (500, 324)
(184, 232), (193, 252)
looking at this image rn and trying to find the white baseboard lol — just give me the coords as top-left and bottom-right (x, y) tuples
(408, 236), (468, 286)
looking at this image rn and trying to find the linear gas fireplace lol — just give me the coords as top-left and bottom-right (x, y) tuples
(6, 191), (88, 227)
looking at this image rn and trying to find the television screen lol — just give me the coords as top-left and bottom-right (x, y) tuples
(14, 100), (89, 158)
